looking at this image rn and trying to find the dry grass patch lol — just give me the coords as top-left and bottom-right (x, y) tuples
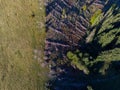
(0, 0), (48, 90)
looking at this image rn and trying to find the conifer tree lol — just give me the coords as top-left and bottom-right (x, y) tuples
(67, 2), (120, 74)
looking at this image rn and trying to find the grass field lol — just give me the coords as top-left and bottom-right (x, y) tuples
(0, 0), (48, 90)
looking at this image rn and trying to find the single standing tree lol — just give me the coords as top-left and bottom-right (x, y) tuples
(67, 2), (120, 74)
